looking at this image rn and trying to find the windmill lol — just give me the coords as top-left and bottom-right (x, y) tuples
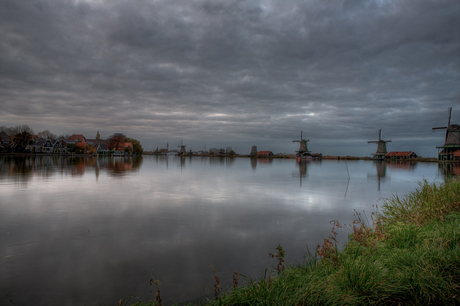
(292, 131), (310, 156)
(368, 129), (391, 160)
(432, 107), (460, 160)
(178, 140), (187, 155)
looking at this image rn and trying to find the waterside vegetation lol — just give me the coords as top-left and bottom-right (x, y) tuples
(124, 178), (460, 306)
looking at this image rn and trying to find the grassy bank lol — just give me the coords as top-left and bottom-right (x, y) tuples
(125, 179), (460, 306)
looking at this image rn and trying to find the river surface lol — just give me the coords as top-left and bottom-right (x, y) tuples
(0, 156), (456, 305)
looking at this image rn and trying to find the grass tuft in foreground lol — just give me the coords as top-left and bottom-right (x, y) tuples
(126, 179), (460, 306)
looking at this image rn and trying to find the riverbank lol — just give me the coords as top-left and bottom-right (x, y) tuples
(124, 178), (460, 306)
(146, 153), (442, 162)
(2, 152), (442, 162)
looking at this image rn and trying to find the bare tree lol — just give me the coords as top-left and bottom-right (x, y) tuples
(10, 125), (35, 151)
(57, 134), (71, 140)
(0, 126), (16, 135)
(37, 130), (57, 140)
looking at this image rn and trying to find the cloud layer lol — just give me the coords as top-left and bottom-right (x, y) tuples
(1, 0), (459, 156)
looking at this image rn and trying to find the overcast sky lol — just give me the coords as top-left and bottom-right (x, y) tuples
(1, 0), (459, 156)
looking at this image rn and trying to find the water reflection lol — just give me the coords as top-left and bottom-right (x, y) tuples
(250, 157), (257, 170)
(367, 161), (388, 191)
(249, 157), (273, 170)
(366, 160), (443, 190)
(0, 156), (143, 183)
(208, 156), (235, 167)
(153, 155), (236, 171)
(292, 160), (309, 187)
(386, 160), (418, 171)
(0, 157), (446, 306)
(0, 156), (35, 183)
(438, 162), (460, 178)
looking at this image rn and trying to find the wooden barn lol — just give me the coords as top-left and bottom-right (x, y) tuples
(385, 151), (418, 160)
(257, 151), (273, 157)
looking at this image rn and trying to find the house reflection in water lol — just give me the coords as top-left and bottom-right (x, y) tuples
(368, 160), (423, 191)
(249, 157), (273, 170)
(70, 156), (142, 178)
(0, 156), (143, 184)
(386, 160), (418, 171)
(438, 163), (460, 178)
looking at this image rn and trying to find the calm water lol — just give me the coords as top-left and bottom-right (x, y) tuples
(0, 156), (456, 305)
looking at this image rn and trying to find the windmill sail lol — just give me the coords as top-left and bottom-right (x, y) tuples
(432, 107), (460, 145)
(368, 129), (391, 159)
(292, 130), (309, 153)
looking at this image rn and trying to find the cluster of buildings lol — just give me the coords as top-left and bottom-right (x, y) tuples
(369, 108), (460, 161)
(367, 130), (420, 161)
(2, 108), (459, 160)
(0, 132), (134, 155)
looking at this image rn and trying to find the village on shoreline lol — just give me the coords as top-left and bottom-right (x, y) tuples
(1, 106), (459, 162)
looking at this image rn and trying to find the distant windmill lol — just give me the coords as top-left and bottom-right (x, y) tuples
(292, 131), (310, 155)
(368, 129), (391, 160)
(432, 107), (460, 160)
(178, 140), (187, 155)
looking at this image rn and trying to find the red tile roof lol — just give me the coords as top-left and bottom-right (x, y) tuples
(69, 134), (86, 142)
(257, 151), (272, 155)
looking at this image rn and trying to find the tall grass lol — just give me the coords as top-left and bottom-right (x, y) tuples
(381, 179), (460, 226)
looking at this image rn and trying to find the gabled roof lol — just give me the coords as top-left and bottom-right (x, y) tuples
(386, 151), (416, 157)
(43, 139), (56, 147)
(257, 151), (273, 155)
(53, 140), (62, 148)
(57, 138), (68, 144)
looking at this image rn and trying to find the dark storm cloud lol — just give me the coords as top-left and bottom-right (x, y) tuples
(1, 0), (459, 156)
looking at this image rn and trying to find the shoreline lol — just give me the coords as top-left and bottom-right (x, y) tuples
(0, 153), (445, 162)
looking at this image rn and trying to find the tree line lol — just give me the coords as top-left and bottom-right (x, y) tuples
(0, 125), (143, 155)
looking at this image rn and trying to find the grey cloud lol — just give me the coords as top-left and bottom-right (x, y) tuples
(0, 0), (459, 156)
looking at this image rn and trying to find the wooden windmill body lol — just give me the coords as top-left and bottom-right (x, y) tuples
(178, 140), (187, 155)
(293, 131), (312, 159)
(368, 130), (391, 160)
(433, 107), (460, 160)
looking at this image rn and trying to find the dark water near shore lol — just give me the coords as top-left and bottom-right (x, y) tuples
(0, 156), (456, 305)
